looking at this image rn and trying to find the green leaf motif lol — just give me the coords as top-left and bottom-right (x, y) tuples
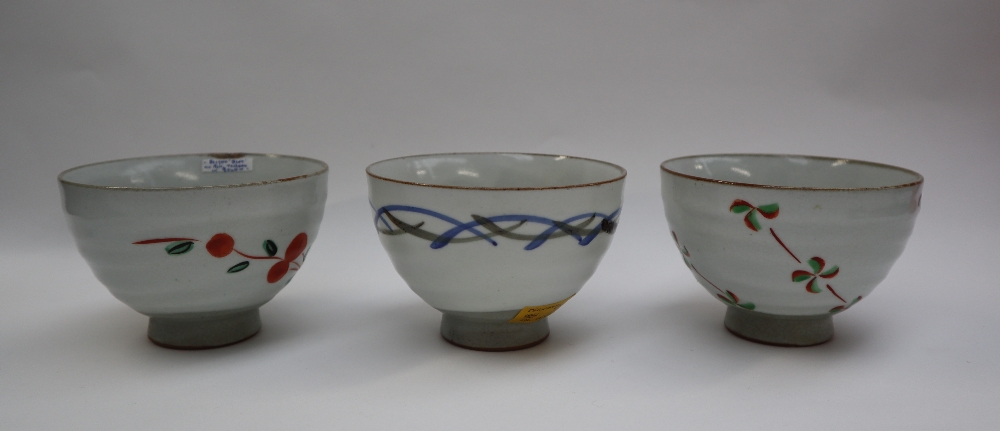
(807, 258), (822, 274)
(747, 210), (762, 231)
(793, 274), (813, 282)
(757, 203), (779, 214)
(165, 241), (194, 255)
(263, 240), (278, 257)
(227, 261), (250, 273)
(731, 205), (752, 214)
(820, 265), (839, 277)
(739, 302), (756, 310)
(807, 279), (822, 293)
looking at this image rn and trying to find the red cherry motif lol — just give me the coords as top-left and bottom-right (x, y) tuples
(206, 233), (235, 258)
(267, 233), (308, 283)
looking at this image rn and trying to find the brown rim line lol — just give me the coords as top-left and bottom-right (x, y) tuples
(660, 153), (924, 191)
(366, 152), (627, 191)
(57, 153), (329, 191)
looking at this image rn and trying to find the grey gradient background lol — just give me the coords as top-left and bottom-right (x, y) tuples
(1, 1), (998, 429)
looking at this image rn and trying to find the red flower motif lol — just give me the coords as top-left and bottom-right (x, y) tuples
(270, 233), (308, 283)
(791, 256), (839, 293)
(729, 200), (779, 232)
(791, 256), (847, 302)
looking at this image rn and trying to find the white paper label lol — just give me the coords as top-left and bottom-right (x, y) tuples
(202, 157), (253, 173)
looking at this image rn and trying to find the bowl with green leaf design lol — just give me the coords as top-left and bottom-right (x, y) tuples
(59, 153), (328, 349)
(661, 154), (922, 346)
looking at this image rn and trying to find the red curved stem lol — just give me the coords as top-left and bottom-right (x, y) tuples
(770, 228), (800, 263)
(691, 265), (725, 294)
(234, 249), (281, 260)
(827, 284), (846, 303)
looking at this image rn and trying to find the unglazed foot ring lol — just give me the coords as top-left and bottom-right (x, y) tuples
(147, 308), (262, 350)
(723, 305), (833, 347)
(440, 310), (550, 352)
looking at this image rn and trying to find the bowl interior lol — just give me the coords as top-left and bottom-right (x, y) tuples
(367, 153), (625, 189)
(662, 154), (922, 189)
(60, 154), (327, 189)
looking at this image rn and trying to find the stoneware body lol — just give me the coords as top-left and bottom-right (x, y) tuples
(60, 153), (328, 349)
(368, 153), (625, 351)
(661, 154), (922, 346)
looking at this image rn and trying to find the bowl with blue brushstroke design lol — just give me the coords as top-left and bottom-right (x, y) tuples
(367, 153), (626, 351)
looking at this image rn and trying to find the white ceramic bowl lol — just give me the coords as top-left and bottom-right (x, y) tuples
(60, 153), (328, 349)
(367, 153), (625, 351)
(661, 154), (922, 346)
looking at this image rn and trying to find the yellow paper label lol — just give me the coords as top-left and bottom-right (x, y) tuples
(508, 295), (575, 323)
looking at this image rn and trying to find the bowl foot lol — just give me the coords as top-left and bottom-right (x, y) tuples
(440, 310), (550, 352)
(723, 306), (833, 347)
(147, 308), (261, 350)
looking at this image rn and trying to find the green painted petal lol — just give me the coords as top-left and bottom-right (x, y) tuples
(731, 205), (752, 214)
(807, 278), (822, 293)
(748, 211), (762, 231)
(757, 203), (779, 214)
(739, 303), (755, 310)
(227, 261), (250, 273)
(808, 258), (822, 273)
(820, 265), (839, 277)
(166, 241), (194, 255)
(793, 274), (813, 282)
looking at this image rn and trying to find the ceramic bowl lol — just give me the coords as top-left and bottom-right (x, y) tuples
(367, 153), (625, 351)
(60, 153), (328, 349)
(661, 154), (922, 346)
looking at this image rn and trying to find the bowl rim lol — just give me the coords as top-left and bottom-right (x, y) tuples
(58, 153), (329, 191)
(366, 152), (627, 191)
(660, 153), (924, 191)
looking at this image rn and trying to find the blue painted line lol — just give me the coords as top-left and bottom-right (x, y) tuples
(371, 205), (621, 250)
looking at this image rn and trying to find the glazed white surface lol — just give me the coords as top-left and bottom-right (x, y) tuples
(368, 155), (624, 312)
(662, 154), (922, 189)
(368, 153), (625, 188)
(662, 157), (921, 316)
(61, 156), (328, 316)
(61, 154), (327, 189)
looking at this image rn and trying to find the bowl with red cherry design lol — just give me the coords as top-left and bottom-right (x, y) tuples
(661, 154), (922, 346)
(60, 153), (327, 349)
